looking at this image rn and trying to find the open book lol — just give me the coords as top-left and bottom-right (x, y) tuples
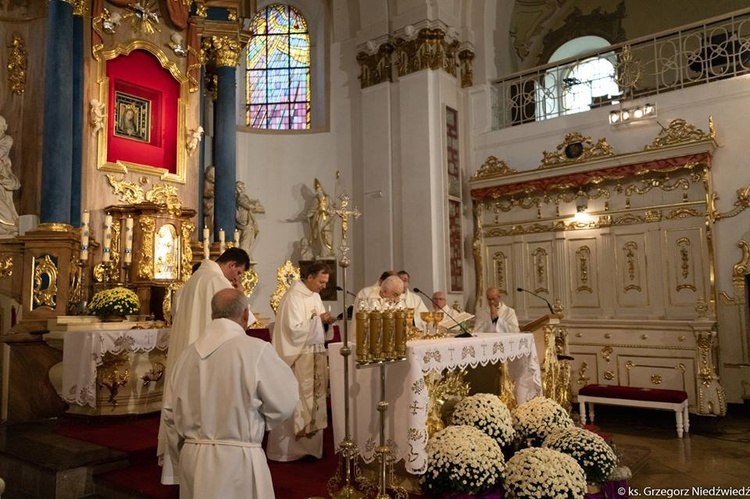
(438, 311), (474, 330)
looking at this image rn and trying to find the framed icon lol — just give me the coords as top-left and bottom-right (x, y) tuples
(113, 92), (151, 143)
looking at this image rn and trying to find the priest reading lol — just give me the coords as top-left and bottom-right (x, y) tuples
(163, 289), (298, 499)
(267, 261), (337, 461)
(474, 287), (520, 333)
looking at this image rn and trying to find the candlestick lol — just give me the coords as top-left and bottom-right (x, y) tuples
(233, 229), (240, 247)
(123, 217), (133, 263)
(80, 210), (90, 261)
(102, 214), (112, 263)
(203, 226), (210, 259)
(219, 229), (226, 253)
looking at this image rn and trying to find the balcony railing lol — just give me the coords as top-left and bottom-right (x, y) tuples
(491, 8), (750, 129)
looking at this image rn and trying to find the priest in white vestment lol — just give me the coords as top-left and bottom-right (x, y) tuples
(474, 287), (519, 334)
(267, 261), (337, 462)
(163, 289), (298, 499)
(354, 270), (396, 305)
(158, 247), (251, 484)
(397, 270), (429, 329)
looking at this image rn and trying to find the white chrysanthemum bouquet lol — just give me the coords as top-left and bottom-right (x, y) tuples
(511, 396), (574, 447)
(419, 425), (505, 496)
(451, 393), (516, 449)
(89, 286), (140, 317)
(544, 427), (618, 484)
(504, 447), (586, 499)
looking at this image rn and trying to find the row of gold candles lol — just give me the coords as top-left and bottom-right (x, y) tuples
(79, 211), (133, 263)
(201, 227), (240, 259)
(355, 308), (413, 364)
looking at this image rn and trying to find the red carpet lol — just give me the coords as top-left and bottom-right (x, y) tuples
(55, 412), (338, 499)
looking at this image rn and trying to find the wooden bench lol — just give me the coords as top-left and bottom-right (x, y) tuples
(578, 384), (690, 438)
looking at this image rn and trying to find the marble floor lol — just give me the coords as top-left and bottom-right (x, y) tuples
(584, 403), (750, 496)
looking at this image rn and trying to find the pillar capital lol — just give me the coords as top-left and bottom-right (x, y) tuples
(203, 35), (242, 68)
(61, 0), (88, 16)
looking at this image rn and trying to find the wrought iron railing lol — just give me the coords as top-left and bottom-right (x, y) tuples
(491, 8), (750, 129)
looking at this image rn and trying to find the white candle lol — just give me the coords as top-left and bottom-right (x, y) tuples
(124, 217), (133, 263)
(233, 229), (240, 246)
(80, 210), (90, 261)
(203, 239), (210, 260)
(203, 226), (209, 241)
(102, 214), (112, 263)
(219, 229), (226, 253)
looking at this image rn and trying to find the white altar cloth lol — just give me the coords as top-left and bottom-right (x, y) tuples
(330, 332), (542, 474)
(62, 328), (170, 407)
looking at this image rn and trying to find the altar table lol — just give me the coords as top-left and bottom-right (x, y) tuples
(60, 327), (170, 413)
(330, 332), (542, 474)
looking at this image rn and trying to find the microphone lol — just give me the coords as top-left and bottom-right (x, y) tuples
(516, 287), (554, 315)
(413, 288), (472, 337)
(335, 285), (357, 299)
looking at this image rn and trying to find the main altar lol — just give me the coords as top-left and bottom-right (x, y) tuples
(330, 332), (542, 475)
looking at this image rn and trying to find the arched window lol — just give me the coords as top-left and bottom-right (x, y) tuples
(537, 36), (620, 120)
(245, 4), (311, 129)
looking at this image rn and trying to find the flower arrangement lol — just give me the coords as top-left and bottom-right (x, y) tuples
(504, 447), (586, 499)
(88, 287), (140, 317)
(419, 425), (505, 496)
(511, 396), (573, 446)
(544, 427), (618, 484)
(451, 393), (516, 448)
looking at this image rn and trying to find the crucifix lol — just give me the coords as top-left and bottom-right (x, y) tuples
(333, 193), (360, 267)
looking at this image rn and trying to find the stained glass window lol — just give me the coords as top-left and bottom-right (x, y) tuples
(246, 4), (311, 130)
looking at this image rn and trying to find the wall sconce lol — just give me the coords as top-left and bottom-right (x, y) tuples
(609, 103), (656, 125)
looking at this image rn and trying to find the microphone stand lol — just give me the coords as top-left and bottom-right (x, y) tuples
(413, 288), (472, 338)
(516, 287), (555, 315)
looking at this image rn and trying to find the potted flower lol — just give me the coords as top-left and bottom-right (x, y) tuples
(419, 425), (505, 497)
(451, 393), (516, 451)
(504, 447), (586, 499)
(511, 396), (573, 447)
(88, 287), (140, 321)
(544, 427), (618, 485)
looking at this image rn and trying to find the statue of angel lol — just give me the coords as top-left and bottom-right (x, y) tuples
(0, 116), (20, 236)
(186, 126), (204, 156)
(90, 99), (106, 136)
(235, 181), (265, 257)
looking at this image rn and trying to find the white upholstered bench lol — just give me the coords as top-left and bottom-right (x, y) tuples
(578, 384), (690, 438)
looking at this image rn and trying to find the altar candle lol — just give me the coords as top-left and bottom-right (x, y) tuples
(80, 210), (90, 261)
(395, 309), (405, 357)
(219, 229), (226, 253)
(102, 214), (112, 262)
(233, 229), (240, 247)
(123, 217), (133, 263)
(356, 309), (368, 363)
(369, 310), (382, 361)
(382, 310), (394, 359)
(203, 226), (209, 241)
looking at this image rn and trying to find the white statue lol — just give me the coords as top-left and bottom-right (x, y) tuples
(186, 126), (204, 156)
(90, 99), (106, 136)
(299, 237), (314, 261)
(235, 181), (265, 257)
(168, 32), (187, 57)
(0, 116), (20, 236)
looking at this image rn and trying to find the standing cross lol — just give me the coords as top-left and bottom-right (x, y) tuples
(333, 193), (361, 264)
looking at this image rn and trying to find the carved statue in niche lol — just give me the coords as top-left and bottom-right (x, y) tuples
(186, 125), (203, 156)
(90, 99), (106, 136)
(0, 116), (20, 236)
(235, 181), (265, 258)
(202, 165), (215, 232)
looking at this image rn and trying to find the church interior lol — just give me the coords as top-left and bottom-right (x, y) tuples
(1, 0), (750, 497)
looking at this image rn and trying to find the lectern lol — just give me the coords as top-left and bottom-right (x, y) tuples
(520, 314), (571, 410)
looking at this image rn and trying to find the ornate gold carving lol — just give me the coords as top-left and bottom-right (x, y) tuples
(695, 298), (709, 318)
(145, 184), (183, 214)
(576, 246), (592, 293)
(7, 33), (27, 95)
(472, 201), (484, 306)
(0, 254), (12, 279)
(106, 174), (146, 204)
(180, 221), (194, 282)
(623, 241), (641, 292)
(732, 239), (750, 291)
(603, 370), (614, 381)
(540, 133), (615, 168)
(32, 255), (58, 310)
(531, 247), (548, 294)
(203, 35), (242, 68)
(123, 0), (161, 34)
(138, 216), (155, 279)
(97, 351), (130, 406)
(71, 0), (88, 16)
(650, 374), (663, 385)
(645, 118), (714, 150)
(601, 346), (613, 363)
(356, 42), (394, 89)
(195, 2), (207, 17)
(576, 361), (590, 385)
(713, 185), (750, 220)
(458, 49), (474, 88)
(666, 207), (702, 220)
(241, 268), (259, 298)
(492, 251), (507, 295)
(270, 260), (300, 314)
(471, 156), (518, 181)
(425, 369), (470, 438)
(393, 27), (460, 79)
(615, 45), (641, 92)
(675, 237), (696, 292)
(37, 223), (75, 233)
(140, 362), (164, 386)
(227, 8), (237, 21)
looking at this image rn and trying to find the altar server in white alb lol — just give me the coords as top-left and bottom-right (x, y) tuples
(397, 270), (429, 329)
(163, 288), (298, 498)
(267, 261), (337, 462)
(158, 247), (252, 483)
(474, 287), (520, 333)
